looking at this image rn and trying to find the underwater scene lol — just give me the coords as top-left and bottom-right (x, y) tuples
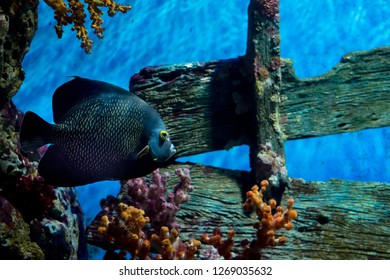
(1, 0), (389, 260)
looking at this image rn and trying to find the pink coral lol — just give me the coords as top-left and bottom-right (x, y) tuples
(87, 167), (196, 259)
(120, 168), (194, 233)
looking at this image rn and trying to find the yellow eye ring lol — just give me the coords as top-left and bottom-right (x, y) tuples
(160, 130), (169, 140)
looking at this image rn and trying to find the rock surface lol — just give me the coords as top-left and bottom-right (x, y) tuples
(0, 1), (86, 259)
(0, 0), (38, 102)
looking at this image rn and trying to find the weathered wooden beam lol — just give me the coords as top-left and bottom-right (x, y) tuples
(244, 0), (287, 200)
(159, 163), (390, 260)
(279, 46), (390, 139)
(130, 46), (390, 157)
(262, 177), (390, 260)
(90, 0), (390, 261)
(130, 58), (252, 158)
(245, 0), (283, 153)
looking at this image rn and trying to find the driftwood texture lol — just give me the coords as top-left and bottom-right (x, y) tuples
(127, 0), (390, 260)
(161, 163), (390, 260)
(129, 47), (390, 259)
(131, 47), (390, 157)
(280, 47), (390, 139)
(130, 58), (251, 158)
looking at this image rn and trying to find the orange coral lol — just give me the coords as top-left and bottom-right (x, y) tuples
(242, 181), (297, 255)
(201, 228), (235, 259)
(202, 180), (297, 259)
(69, 0), (92, 53)
(98, 203), (150, 259)
(97, 202), (200, 259)
(43, 0), (132, 53)
(152, 226), (201, 260)
(44, 0), (69, 38)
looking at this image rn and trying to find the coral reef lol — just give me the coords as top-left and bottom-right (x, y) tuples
(119, 168), (194, 234)
(0, 195), (44, 259)
(0, 101), (86, 259)
(0, 102), (24, 179)
(43, 0), (132, 53)
(97, 203), (151, 259)
(241, 180), (297, 256)
(201, 228), (235, 260)
(96, 203), (201, 260)
(88, 168), (296, 260)
(0, 2), (86, 259)
(0, 0), (38, 102)
(202, 180), (297, 260)
(27, 185), (86, 259)
(87, 168), (199, 259)
(151, 226), (201, 260)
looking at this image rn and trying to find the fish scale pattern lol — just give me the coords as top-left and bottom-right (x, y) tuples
(53, 96), (147, 176)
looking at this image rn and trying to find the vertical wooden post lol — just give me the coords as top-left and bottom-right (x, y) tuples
(245, 0), (288, 202)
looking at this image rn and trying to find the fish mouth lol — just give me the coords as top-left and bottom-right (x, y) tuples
(151, 143), (176, 162)
(169, 144), (177, 157)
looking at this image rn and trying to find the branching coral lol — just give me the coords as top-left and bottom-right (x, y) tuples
(0, 100), (86, 259)
(202, 180), (297, 260)
(201, 228), (235, 260)
(87, 168), (198, 259)
(241, 180), (297, 258)
(43, 0), (132, 53)
(90, 172), (296, 260)
(97, 203), (200, 260)
(151, 226), (201, 260)
(97, 203), (151, 259)
(120, 168), (194, 234)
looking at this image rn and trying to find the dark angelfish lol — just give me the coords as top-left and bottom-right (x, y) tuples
(20, 77), (176, 187)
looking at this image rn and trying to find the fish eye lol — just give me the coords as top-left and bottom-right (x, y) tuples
(160, 130), (169, 141)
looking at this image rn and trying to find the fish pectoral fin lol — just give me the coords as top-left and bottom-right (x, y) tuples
(136, 145), (150, 159)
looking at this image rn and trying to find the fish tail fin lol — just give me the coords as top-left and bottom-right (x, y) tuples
(20, 111), (53, 152)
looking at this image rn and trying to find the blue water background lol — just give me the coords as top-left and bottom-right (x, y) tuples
(12, 0), (390, 258)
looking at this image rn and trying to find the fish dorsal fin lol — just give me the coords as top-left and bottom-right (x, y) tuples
(52, 77), (132, 123)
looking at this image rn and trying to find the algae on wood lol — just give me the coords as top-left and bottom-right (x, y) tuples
(280, 47), (390, 139)
(131, 47), (390, 157)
